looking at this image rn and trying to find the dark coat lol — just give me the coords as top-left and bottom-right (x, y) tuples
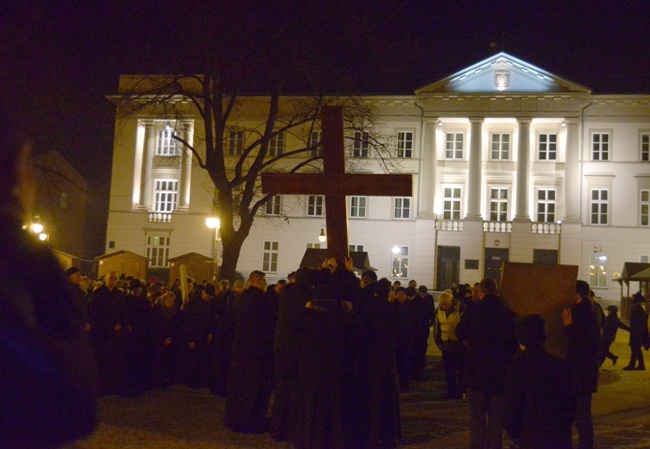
(629, 301), (649, 348)
(505, 346), (575, 449)
(564, 299), (600, 394)
(602, 314), (629, 346)
(455, 294), (518, 393)
(209, 291), (239, 396)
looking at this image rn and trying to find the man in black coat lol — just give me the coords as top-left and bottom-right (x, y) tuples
(456, 277), (518, 449)
(179, 283), (216, 388)
(224, 270), (277, 433)
(562, 280), (600, 449)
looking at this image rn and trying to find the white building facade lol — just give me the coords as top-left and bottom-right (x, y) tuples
(106, 53), (650, 303)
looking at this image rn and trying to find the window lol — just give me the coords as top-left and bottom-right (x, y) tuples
(590, 189), (608, 225)
(157, 125), (178, 156)
(146, 235), (170, 268)
(60, 192), (68, 209)
(228, 130), (245, 156)
(153, 179), (178, 213)
(490, 188), (508, 222)
(310, 131), (322, 157)
(396, 131), (413, 158)
(589, 252), (608, 288)
(349, 196), (367, 218)
(353, 131), (369, 157)
(349, 244), (364, 252)
(641, 190), (650, 226)
(538, 134), (557, 160)
(391, 245), (409, 278)
(265, 195), (281, 215)
(263, 241), (278, 273)
(491, 133), (510, 160)
(641, 133), (650, 161)
(443, 187), (462, 219)
(306, 242), (322, 249)
(307, 195), (324, 216)
(393, 197), (411, 219)
(445, 133), (464, 159)
(269, 131), (284, 156)
(592, 132), (609, 161)
(641, 255), (650, 263)
(536, 189), (556, 222)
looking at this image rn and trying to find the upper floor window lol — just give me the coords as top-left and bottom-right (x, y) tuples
(228, 130), (245, 156)
(393, 197), (411, 220)
(263, 241), (279, 273)
(309, 131), (322, 157)
(349, 196), (367, 218)
(269, 131), (284, 156)
(489, 188), (508, 222)
(490, 133), (510, 160)
(641, 132), (650, 161)
(538, 133), (557, 161)
(352, 131), (370, 158)
(445, 133), (464, 159)
(396, 131), (413, 158)
(641, 190), (650, 226)
(443, 187), (462, 220)
(590, 189), (608, 225)
(146, 234), (170, 268)
(153, 179), (178, 213)
(536, 189), (556, 223)
(265, 195), (281, 216)
(349, 244), (364, 252)
(157, 125), (178, 156)
(591, 132), (609, 161)
(307, 195), (324, 217)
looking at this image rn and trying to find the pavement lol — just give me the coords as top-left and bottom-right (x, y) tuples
(69, 332), (650, 449)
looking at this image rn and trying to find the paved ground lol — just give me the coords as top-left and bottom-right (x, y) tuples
(70, 333), (650, 449)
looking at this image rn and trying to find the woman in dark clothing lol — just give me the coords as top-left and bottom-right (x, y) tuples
(600, 305), (629, 366)
(623, 292), (649, 370)
(151, 291), (182, 388)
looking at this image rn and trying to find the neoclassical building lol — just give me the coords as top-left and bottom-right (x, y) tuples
(106, 53), (650, 303)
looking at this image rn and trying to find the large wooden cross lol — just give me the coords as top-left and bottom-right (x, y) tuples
(261, 106), (413, 262)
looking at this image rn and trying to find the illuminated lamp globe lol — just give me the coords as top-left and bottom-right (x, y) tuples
(205, 217), (220, 229)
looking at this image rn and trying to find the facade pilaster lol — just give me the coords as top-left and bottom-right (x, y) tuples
(418, 118), (437, 217)
(514, 117), (532, 221)
(563, 118), (581, 222)
(140, 121), (155, 210)
(177, 122), (193, 211)
(466, 117), (484, 220)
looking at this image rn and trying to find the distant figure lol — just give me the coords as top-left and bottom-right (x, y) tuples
(0, 112), (98, 447)
(623, 292), (650, 371)
(504, 315), (575, 449)
(600, 305), (629, 366)
(434, 289), (465, 399)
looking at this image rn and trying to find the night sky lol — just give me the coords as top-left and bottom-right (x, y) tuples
(1, 0), (648, 256)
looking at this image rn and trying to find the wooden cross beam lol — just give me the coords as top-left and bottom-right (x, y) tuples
(261, 106), (413, 262)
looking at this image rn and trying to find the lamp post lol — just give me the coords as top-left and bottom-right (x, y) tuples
(205, 216), (220, 281)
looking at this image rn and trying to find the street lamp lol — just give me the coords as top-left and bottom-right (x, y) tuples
(318, 227), (327, 243)
(206, 216), (221, 280)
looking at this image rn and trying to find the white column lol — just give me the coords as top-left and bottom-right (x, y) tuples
(514, 117), (532, 221)
(563, 118), (581, 222)
(177, 122), (193, 210)
(466, 117), (484, 220)
(140, 122), (155, 209)
(418, 118), (437, 217)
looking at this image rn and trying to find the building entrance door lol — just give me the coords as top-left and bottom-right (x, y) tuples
(484, 248), (509, 285)
(437, 246), (460, 290)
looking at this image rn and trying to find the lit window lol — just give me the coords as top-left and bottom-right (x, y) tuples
(309, 131), (322, 157)
(228, 130), (245, 156)
(641, 190), (650, 226)
(396, 131), (413, 158)
(146, 234), (170, 268)
(153, 179), (178, 213)
(538, 134), (557, 161)
(391, 245), (409, 278)
(491, 133), (510, 160)
(490, 188), (508, 222)
(443, 187), (462, 219)
(393, 197), (411, 219)
(157, 125), (178, 156)
(536, 189), (556, 223)
(592, 133), (609, 161)
(353, 131), (369, 158)
(263, 241), (279, 273)
(265, 195), (281, 215)
(445, 133), (464, 159)
(269, 131), (284, 156)
(349, 196), (367, 218)
(641, 133), (649, 161)
(307, 195), (324, 217)
(590, 189), (608, 225)
(589, 252), (608, 288)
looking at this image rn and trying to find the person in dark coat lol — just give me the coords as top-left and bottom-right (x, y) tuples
(562, 280), (601, 449)
(179, 283), (216, 388)
(623, 292), (649, 370)
(393, 287), (417, 392)
(456, 277), (518, 449)
(66, 266), (92, 333)
(271, 268), (316, 442)
(90, 270), (131, 396)
(0, 116), (98, 447)
(409, 286), (430, 380)
(224, 271), (277, 433)
(600, 305), (629, 366)
(151, 291), (182, 388)
(505, 315), (575, 449)
(124, 278), (154, 395)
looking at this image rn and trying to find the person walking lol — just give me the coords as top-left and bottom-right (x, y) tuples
(623, 292), (650, 371)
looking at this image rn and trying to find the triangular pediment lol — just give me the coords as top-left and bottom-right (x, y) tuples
(416, 52), (591, 95)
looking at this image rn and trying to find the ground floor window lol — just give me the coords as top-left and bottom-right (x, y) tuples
(391, 245), (409, 278)
(263, 241), (279, 273)
(146, 234), (171, 268)
(589, 252), (608, 288)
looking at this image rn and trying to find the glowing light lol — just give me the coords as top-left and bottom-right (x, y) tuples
(205, 216), (220, 229)
(32, 223), (44, 233)
(318, 228), (327, 243)
(38, 233), (48, 241)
